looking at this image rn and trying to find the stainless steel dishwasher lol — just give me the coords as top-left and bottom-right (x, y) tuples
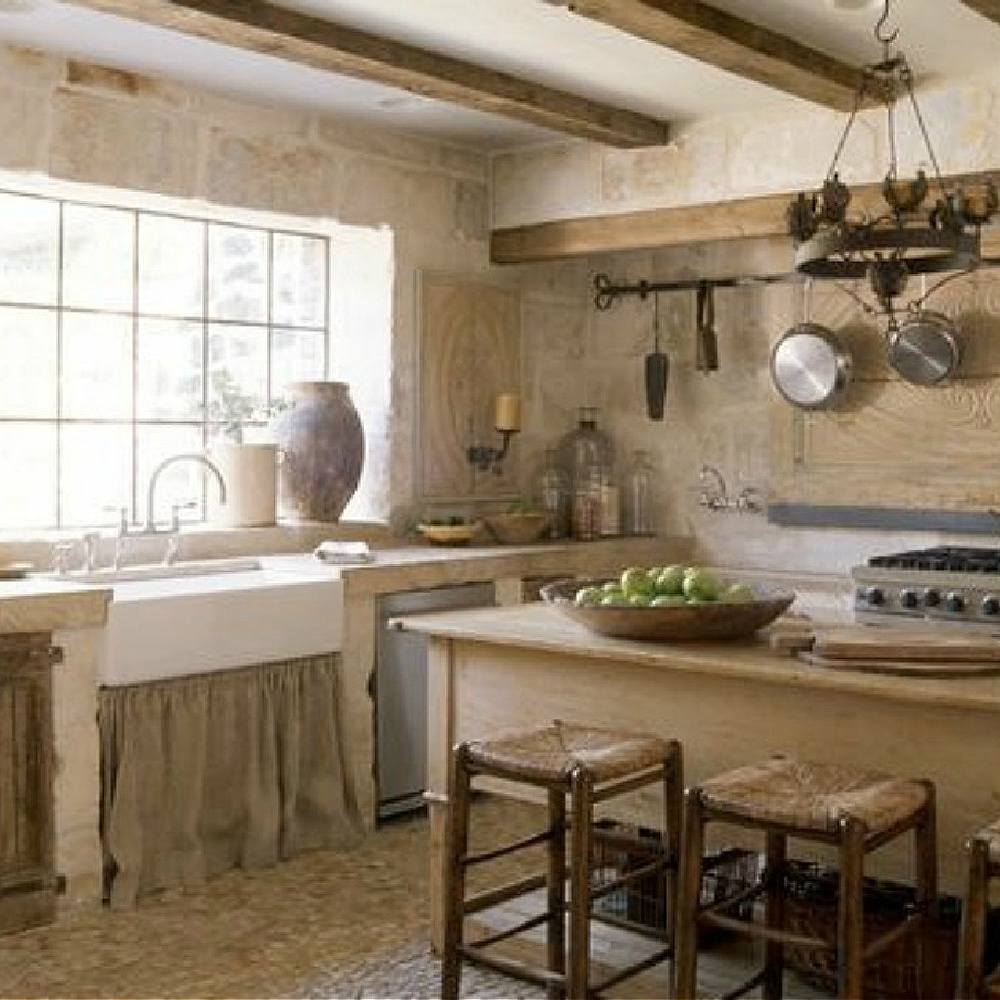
(376, 581), (496, 819)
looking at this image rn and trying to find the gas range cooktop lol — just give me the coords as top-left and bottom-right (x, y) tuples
(852, 546), (1000, 629)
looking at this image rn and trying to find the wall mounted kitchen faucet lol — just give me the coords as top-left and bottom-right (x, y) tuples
(698, 465), (764, 514)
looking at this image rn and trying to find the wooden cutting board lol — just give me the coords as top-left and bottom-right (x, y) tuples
(810, 627), (1000, 662)
(800, 651), (1000, 678)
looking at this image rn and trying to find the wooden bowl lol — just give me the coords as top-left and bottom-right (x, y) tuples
(417, 521), (482, 546)
(540, 577), (795, 642)
(484, 512), (549, 545)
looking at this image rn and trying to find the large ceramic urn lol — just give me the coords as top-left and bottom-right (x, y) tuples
(274, 381), (364, 522)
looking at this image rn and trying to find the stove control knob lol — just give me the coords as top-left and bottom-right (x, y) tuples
(864, 586), (885, 607)
(899, 589), (919, 609)
(924, 589), (941, 608)
(946, 592), (966, 613)
(983, 596), (1000, 616)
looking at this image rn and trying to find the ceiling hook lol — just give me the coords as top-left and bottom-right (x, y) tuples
(874, 0), (899, 46)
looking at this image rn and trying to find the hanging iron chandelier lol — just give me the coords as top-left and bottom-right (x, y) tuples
(786, 0), (998, 322)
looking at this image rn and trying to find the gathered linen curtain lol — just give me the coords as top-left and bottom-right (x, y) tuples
(98, 653), (362, 907)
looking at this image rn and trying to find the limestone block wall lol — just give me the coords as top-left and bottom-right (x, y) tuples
(0, 43), (494, 529)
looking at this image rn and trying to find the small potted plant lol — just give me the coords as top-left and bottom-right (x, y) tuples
(207, 370), (281, 528)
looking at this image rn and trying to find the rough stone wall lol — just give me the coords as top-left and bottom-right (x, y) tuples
(498, 68), (1000, 573)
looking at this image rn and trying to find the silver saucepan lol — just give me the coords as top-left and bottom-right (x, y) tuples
(886, 311), (960, 385)
(770, 322), (852, 410)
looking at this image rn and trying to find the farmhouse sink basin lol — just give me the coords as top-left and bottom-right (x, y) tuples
(97, 557), (344, 687)
(68, 556), (262, 585)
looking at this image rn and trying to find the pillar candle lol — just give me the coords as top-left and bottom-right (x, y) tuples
(494, 393), (521, 432)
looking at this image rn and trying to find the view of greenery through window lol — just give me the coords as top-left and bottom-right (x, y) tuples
(0, 188), (331, 530)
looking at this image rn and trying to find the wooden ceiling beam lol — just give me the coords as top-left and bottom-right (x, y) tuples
(560, 0), (862, 111)
(958, 1), (1000, 26)
(68, 0), (672, 147)
(491, 169), (1000, 263)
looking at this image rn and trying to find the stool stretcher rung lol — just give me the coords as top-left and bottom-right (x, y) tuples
(591, 908), (669, 941)
(592, 943), (675, 994)
(462, 872), (549, 916)
(463, 828), (553, 866)
(467, 910), (550, 949)
(862, 911), (920, 961)
(698, 879), (766, 918)
(721, 968), (767, 1000)
(700, 909), (827, 951)
(459, 942), (564, 991)
(590, 858), (665, 903)
(592, 766), (667, 803)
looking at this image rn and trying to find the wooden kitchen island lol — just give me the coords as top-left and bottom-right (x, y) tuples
(397, 601), (1000, 949)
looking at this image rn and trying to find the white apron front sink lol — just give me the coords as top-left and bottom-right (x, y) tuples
(98, 559), (344, 686)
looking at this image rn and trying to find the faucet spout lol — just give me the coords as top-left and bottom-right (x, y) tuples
(145, 452), (227, 533)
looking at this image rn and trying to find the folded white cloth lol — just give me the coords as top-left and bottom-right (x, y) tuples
(313, 540), (374, 565)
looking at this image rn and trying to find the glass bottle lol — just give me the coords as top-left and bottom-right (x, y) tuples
(624, 449), (655, 536)
(597, 465), (620, 537)
(537, 448), (570, 539)
(558, 407), (614, 497)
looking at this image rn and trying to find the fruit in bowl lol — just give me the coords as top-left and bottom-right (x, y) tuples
(543, 565), (794, 641)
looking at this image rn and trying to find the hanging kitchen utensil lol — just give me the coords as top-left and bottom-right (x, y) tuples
(886, 310), (959, 385)
(771, 322), (852, 409)
(644, 292), (669, 420)
(695, 281), (719, 372)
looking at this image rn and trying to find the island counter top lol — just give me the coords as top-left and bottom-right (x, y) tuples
(394, 600), (1000, 715)
(398, 600), (1000, 940)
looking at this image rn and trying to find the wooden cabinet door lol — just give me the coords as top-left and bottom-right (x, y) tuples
(418, 273), (520, 501)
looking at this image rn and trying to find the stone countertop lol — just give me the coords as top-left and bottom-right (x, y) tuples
(0, 576), (110, 632)
(395, 601), (1000, 714)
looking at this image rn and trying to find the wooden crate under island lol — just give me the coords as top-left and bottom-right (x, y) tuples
(395, 600), (1000, 952)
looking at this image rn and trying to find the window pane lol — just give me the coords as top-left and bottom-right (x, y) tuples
(0, 422), (57, 528)
(273, 232), (325, 327)
(0, 193), (59, 306)
(208, 324), (267, 428)
(137, 319), (204, 420)
(0, 306), (57, 418)
(60, 423), (132, 528)
(138, 214), (205, 318)
(208, 225), (267, 322)
(272, 328), (325, 402)
(137, 424), (208, 526)
(63, 204), (135, 312)
(62, 312), (133, 419)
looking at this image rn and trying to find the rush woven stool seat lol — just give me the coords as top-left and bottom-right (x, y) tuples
(440, 720), (682, 1000)
(674, 757), (937, 1000)
(959, 818), (1000, 997)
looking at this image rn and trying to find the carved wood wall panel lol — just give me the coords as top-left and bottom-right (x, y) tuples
(418, 273), (520, 502)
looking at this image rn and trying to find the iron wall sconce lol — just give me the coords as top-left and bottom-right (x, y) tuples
(467, 393), (520, 473)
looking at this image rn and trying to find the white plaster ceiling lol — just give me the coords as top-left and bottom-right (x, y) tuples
(2, 0), (999, 149)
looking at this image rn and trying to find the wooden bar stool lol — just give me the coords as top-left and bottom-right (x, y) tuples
(440, 720), (682, 1000)
(674, 757), (937, 1000)
(960, 820), (1000, 998)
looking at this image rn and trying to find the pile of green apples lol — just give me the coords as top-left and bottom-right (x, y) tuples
(574, 565), (755, 608)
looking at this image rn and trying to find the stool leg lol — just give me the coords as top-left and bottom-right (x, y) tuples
(547, 787), (566, 1000)
(674, 787), (706, 1000)
(836, 816), (866, 1000)
(568, 768), (594, 1000)
(662, 742), (683, 953)
(441, 745), (472, 1000)
(960, 837), (990, 1000)
(763, 831), (787, 1000)
(913, 781), (938, 1000)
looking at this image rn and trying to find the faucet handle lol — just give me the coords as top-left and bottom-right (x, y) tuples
(170, 500), (199, 533)
(81, 531), (101, 573)
(51, 541), (77, 575)
(103, 504), (131, 536)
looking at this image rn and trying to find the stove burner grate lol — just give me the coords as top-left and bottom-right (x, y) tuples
(868, 546), (1000, 574)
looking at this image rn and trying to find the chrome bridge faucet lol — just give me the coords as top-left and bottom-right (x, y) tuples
(144, 452), (227, 535)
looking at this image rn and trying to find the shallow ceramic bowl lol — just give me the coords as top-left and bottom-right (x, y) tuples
(540, 577), (795, 642)
(417, 521), (482, 546)
(484, 511), (549, 545)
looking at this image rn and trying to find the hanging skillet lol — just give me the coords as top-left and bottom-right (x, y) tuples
(886, 311), (959, 385)
(770, 322), (852, 410)
(644, 292), (669, 420)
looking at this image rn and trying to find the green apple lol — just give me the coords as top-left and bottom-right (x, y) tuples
(601, 593), (628, 607)
(628, 593), (652, 607)
(651, 594), (686, 607)
(682, 567), (719, 601)
(574, 586), (603, 606)
(620, 566), (653, 599)
(654, 565), (686, 596)
(602, 580), (623, 594)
